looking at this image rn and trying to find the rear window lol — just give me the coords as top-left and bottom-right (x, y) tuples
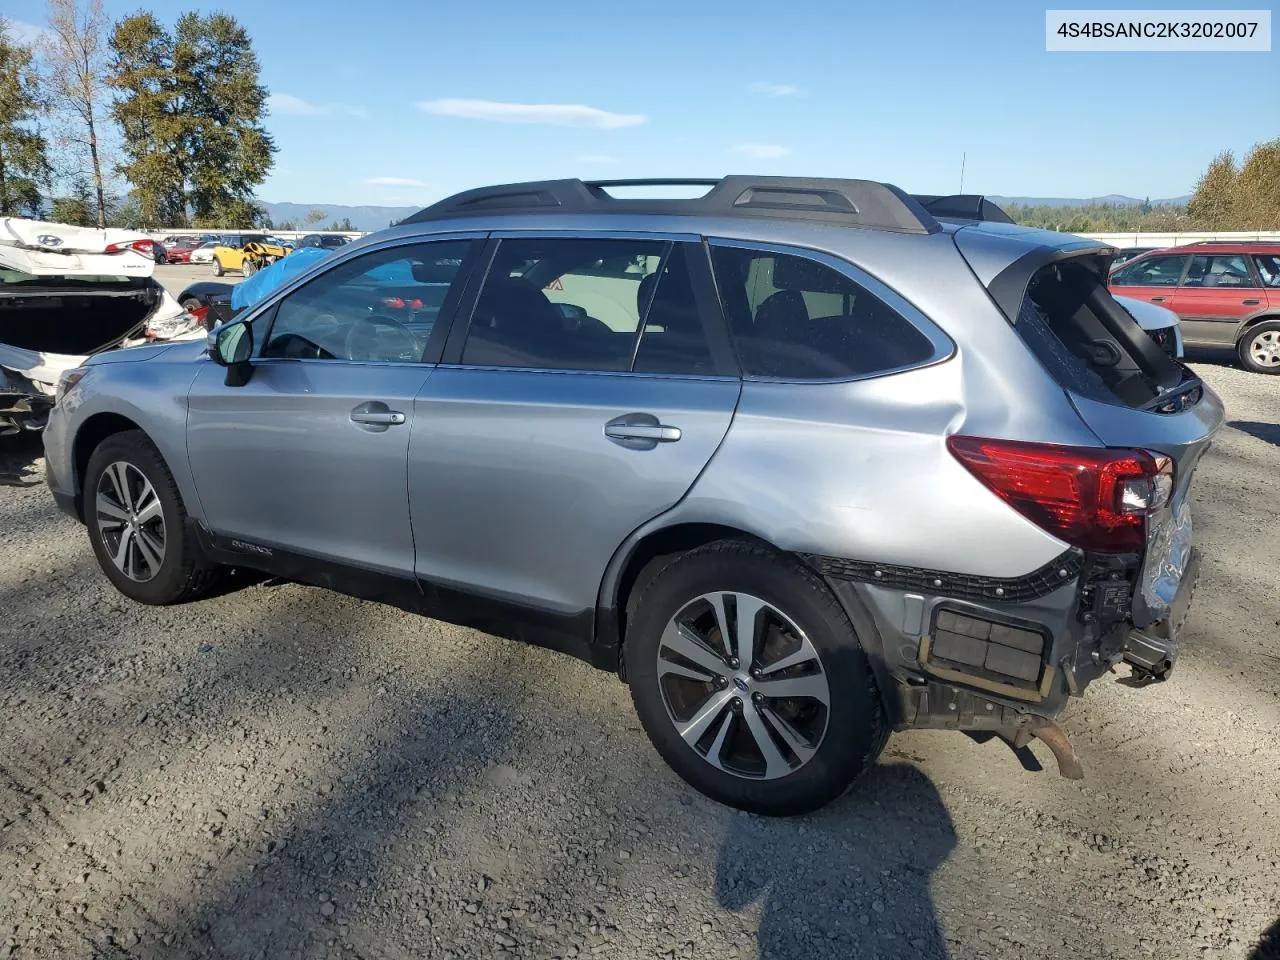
(1015, 259), (1189, 409)
(709, 245), (936, 379)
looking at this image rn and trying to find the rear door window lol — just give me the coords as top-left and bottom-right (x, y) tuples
(1110, 255), (1188, 287)
(1182, 254), (1258, 288)
(709, 245), (936, 379)
(1254, 254), (1280, 287)
(460, 237), (716, 374)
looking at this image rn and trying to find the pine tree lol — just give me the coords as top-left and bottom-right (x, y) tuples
(176, 12), (274, 227)
(1235, 138), (1280, 232)
(0, 18), (51, 217)
(49, 174), (97, 224)
(108, 13), (187, 226)
(1187, 151), (1242, 230)
(109, 10), (274, 228)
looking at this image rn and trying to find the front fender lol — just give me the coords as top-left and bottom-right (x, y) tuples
(60, 353), (206, 524)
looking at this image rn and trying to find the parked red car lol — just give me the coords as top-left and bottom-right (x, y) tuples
(163, 237), (204, 264)
(1109, 241), (1280, 374)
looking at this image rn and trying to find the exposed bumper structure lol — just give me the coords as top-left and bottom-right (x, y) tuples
(809, 529), (1203, 780)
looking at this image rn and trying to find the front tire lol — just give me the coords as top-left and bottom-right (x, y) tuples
(242, 259), (257, 277)
(626, 540), (887, 816)
(84, 431), (221, 605)
(1238, 320), (1280, 374)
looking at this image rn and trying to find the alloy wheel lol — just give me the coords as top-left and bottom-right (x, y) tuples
(656, 591), (831, 780)
(95, 461), (166, 582)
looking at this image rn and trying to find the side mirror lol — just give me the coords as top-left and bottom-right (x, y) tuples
(208, 321), (254, 386)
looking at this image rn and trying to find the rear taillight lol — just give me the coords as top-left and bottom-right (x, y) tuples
(105, 239), (154, 255)
(947, 436), (1173, 553)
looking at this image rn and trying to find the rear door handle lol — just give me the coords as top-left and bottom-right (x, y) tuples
(350, 400), (406, 430)
(604, 413), (681, 449)
(1149, 296), (1169, 302)
(1243, 299), (1261, 306)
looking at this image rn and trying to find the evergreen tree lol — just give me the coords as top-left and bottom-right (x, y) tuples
(1187, 151), (1241, 230)
(108, 13), (186, 225)
(175, 12), (274, 226)
(109, 10), (274, 228)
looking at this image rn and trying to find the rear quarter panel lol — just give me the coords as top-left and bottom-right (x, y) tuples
(656, 223), (1104, 578)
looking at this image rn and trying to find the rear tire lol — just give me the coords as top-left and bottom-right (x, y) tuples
(626, 540), (887, 816)
(213, 258), (224, 277)
(84, 430), (222, 605)
(1238, 320), (1280, 374)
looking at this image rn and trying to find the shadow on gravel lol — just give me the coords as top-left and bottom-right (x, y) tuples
(1229, 419), (1280, 447)
(715, 763), (955, 960)
(1184, 346), (1239, 370)
(1251, 918), (1280, 960)
(0, 432), (44, 485)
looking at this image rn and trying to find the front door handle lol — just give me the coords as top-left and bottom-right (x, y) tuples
(604, 413), (681, 449)
(606, 424), (682, 442)
(350, 400), (406, 431)
(1242, 299), (1261, 306)
(1150, 296), (1169, 302)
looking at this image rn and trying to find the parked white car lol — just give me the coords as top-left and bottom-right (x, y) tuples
(189, 241), (218, 264)
(1, 218), (202, 436)
(1115, 294), (1185, 359)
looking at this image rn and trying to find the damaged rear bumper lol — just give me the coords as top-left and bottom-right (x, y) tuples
(805, 513), (1203, 779)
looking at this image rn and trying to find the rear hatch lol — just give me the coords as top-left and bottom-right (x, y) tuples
(955, 225), (1224, 624)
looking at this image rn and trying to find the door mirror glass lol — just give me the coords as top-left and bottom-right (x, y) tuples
(210, 321), (253, 366)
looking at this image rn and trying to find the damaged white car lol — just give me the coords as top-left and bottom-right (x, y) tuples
(1, 218), (202, 436)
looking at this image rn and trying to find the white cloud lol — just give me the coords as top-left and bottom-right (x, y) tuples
(749, 82), (801, 98)
(417, 98), (646, 129)
(365, 176), (428, 187)
(730, 143), (792, 160)
(575, 154), (619, 164)
(268, 93), (366, 118)
(7, 19), (53, 46)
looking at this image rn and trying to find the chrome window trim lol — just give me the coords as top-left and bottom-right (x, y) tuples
(434, 362), (738, 382)
(706, 236), (956, 384)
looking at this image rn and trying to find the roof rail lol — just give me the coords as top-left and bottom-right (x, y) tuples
(912, 194), (1015, 224)
(402, 177), (941, 234)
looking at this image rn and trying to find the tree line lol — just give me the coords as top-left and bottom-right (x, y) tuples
(1001, 139), (1279, 234)
(0, 2), (273, 229)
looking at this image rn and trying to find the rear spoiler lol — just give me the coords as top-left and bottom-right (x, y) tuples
(911, 194), (1015, 225)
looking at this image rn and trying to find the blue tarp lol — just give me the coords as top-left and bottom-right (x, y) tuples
(231, 246), (334, 311)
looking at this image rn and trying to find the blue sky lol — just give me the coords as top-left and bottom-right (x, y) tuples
(7, 0), (1277, 207)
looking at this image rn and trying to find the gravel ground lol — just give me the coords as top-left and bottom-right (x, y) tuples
(1, 354), (1278, 960)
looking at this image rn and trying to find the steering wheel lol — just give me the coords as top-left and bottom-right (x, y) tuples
(344, 313), (420, 361)
(561, 312), (614, 337)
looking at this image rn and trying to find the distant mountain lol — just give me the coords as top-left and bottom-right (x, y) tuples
(259, 201), (420, 232)
(988, 194), (1191, 208)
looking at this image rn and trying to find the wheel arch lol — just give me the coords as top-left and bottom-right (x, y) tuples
(72, 412), (146, 520)
(596, 517), (903, 725)
(1233, 311), (1280, 342)
(596, 519), (793, 678)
